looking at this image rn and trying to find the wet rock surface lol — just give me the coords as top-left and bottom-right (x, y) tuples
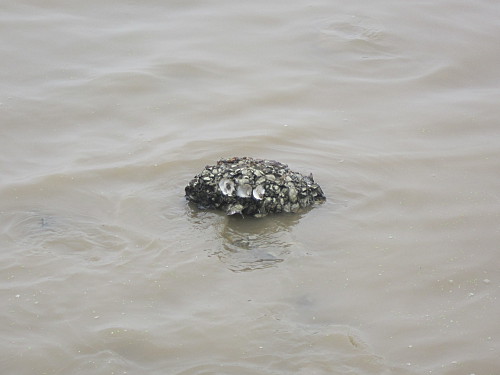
(185, 157), (326, 217)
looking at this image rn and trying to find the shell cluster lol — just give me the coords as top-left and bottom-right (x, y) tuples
(185, 157), (326, 217)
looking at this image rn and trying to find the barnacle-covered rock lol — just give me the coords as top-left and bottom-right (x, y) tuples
(185, 157), (326, 217)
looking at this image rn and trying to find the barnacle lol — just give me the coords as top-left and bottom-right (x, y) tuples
(185, 157), (326, 217)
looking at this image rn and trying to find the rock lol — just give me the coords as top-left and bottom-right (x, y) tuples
(185, 157), (326, 217)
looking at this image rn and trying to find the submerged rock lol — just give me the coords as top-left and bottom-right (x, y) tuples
(185, 157), (326, 217)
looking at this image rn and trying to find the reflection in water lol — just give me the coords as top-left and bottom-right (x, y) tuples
(186, 202), (306, 272)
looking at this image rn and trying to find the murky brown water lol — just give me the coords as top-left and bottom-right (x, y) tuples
(1, 1), (499, 374)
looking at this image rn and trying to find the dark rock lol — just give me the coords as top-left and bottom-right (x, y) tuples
(185, 157), (325, 217)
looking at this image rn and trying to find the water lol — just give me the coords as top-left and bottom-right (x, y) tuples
(1, 1), (499, 374)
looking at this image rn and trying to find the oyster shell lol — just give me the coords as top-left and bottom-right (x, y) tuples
(218, 178), (235, 196)
(226, 204), (244, 215)
(236, 183), (252, 198)
(185, 157), (326, 217)
(252, 185), (265, 200)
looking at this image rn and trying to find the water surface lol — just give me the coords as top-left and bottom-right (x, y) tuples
(1, 1), (499, 374)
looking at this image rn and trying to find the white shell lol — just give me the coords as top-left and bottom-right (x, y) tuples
(236, 183), (252, 198)
(219, 178), (235, 196)
(252, 185), (265, 200)
(227, 204), (243, 215)
(288, 186), (298, 203)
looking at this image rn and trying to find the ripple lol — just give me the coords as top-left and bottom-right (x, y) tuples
(315, 14), (440, 82)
